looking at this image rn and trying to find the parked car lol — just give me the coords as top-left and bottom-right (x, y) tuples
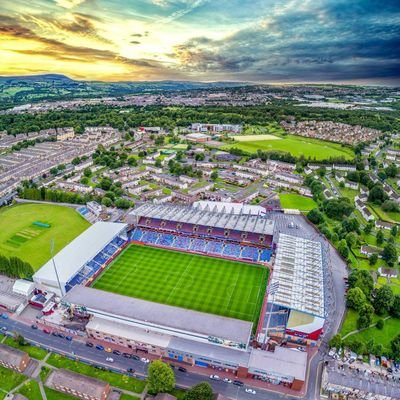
(86, 342), (94, 347)
(232, 380), (244, 387)
(223, 378), (232, 383)
(57, 333), (65, 339)
(169, 364), (176, 369)
(178, 367), (187, 373)
(245, 388), (256, 395)
(209, 375), (220, 380)
(1, 313), (8, 319)
(106, 357), (114, 363)
(51, 332), (58, 337)
(1, 326), (7, 332)
(65, 336), (73, 341)
(31, 324), (38, 330)
(122, 352), (131, 358)
(43, 329), (50, 334)
(297, 346), (306, 352)
(105, 347), (112, 353)
(127, 368), (135, 373)
(96, 345), (104, 351)
(131, 355), (140, 361)
(113, 350), (121, 356)
(140, 357), (150, 364)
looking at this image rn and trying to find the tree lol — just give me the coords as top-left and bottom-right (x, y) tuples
(345, 232), (357, 248)
(128, 156), (138, 167)
(346, 287), (367, 311)
(72, 157), (81, 165)
(391, 334), (400, 359)
(115, 198), (133, 209)
(391, 225), (398, 237)
(382, 200), (399, 213)
(348, 269), (374, 297)
(15, 334), (26, 346)
(101, 197), (113, 207)
(374, 285), (394, 315)
(381, 243), (397, 266)
(347, 339), (365, 355)
(183, 382), (213, 400)
(385, 163), (398, 178)
(368, 184), (388, 205)
(80, 177), (89, 185)
(329, 334), (342, 349)
(369, 253), (378, 266)
(50, 167), (58, 175)
(210, 170), (218, 181)
(147, 360), (175, 395)
(307, 208), (324, 225)
(357, 303), (374, 329)
(391, 295), (400, 318)
(338, 239), (349, 259)
(376, 319), (384, 330)
(376, 230), (384, 246)
(83, 167), (92, 178)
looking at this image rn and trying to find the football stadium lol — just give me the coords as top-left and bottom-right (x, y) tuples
(30, 202), (325, 390)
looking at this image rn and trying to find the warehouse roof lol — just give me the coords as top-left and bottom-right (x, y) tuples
(63, 285), (252, 345)
(131, 203), (274, 235)
(33, 222), (127, 286)
(269, 234), (324, 318)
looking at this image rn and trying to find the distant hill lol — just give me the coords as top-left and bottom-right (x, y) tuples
(0, 74), (248, 108)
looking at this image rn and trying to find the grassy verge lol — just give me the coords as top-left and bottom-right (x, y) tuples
(16, 379), (42, 400)
(45, 387), (77, 400)
(47, 354), (146, 393)
(40, 365), (51, 382)
(0, 364), (27, 392)
(4, 337), (48, 360)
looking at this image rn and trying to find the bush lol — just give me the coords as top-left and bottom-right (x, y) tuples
(376, 319), (384, 330)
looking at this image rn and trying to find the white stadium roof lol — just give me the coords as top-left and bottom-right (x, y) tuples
(193, 201), (266, 216)
(33, 222), (127, 290)
(269, 234), (325, 318)
(131, 202), (274, 235)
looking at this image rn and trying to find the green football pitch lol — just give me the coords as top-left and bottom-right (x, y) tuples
(92, 244), (269, 324)
(0, 203), (90, 270)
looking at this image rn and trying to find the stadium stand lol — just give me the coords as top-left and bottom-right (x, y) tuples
(174, 235), (191, 250)
(259, 249), (272, 262)
(223, 243), (241, 258)
(206, 240), (224, 255)
(241, 246), (260, 262)
(157, 233), (174, 247)
(190, 238), (207, 253)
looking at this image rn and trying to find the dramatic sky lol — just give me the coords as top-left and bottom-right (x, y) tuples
(0, 0), (399, 83)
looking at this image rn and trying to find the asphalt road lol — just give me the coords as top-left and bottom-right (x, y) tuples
(0, 317), (300, 400)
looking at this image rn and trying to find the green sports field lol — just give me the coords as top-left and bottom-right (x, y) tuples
(279, 193), (317, 211)
(0, 204), (90, 270)
(93, 244), (269, 324)
(223, 133), (354, 160)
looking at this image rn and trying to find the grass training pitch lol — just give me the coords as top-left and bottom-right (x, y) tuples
(223, 134), (354, 160)
(93, 244), (269, 324)
(279, 193), (317, 211)
(0, 204), (90, 270)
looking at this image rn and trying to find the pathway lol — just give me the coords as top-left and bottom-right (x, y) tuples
(342, 316), (392, 340)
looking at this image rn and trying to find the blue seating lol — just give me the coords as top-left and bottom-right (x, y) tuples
(206, 240), (223, 255)
(141, 231), (159, 244)
(132, 229), (143, 241)
(241, 246), (259, 261)
(259, 249), (272, 262)
(157, 233), (174, 247)
(190, 238), (206, 252)
(223, 243), (241, 258)
(174, 235), (190, 249)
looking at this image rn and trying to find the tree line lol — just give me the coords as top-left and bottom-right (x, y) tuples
(0, 255), (34, 279)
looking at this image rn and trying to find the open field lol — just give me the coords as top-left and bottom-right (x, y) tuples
(0, 204), (90, 269)
(0, 364), (27, 394)
(93, 244), (269, 323)
(279, 194), (317, 211)
(230, 134), (281, 141)
(223, 134), (354, 160)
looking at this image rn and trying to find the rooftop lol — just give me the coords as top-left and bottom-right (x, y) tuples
(131, 203), (274, 235)
(33, 222), (127, 286)
(269, 234), (324, 318)
(248, 347), (307, 382)
(47, 369), (109, 398)
(63, 285), (253, 345)
(0, 344), (28, 366)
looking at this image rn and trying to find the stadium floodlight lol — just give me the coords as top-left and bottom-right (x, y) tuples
(51, 239), (64, 297)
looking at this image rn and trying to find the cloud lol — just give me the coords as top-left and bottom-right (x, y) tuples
(171, 0), (400, 82)
(155, 0), (208, 24)
(130, 40), (141, 45)
(54, 0), (87, 9)
(131, 33), (143, 37)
